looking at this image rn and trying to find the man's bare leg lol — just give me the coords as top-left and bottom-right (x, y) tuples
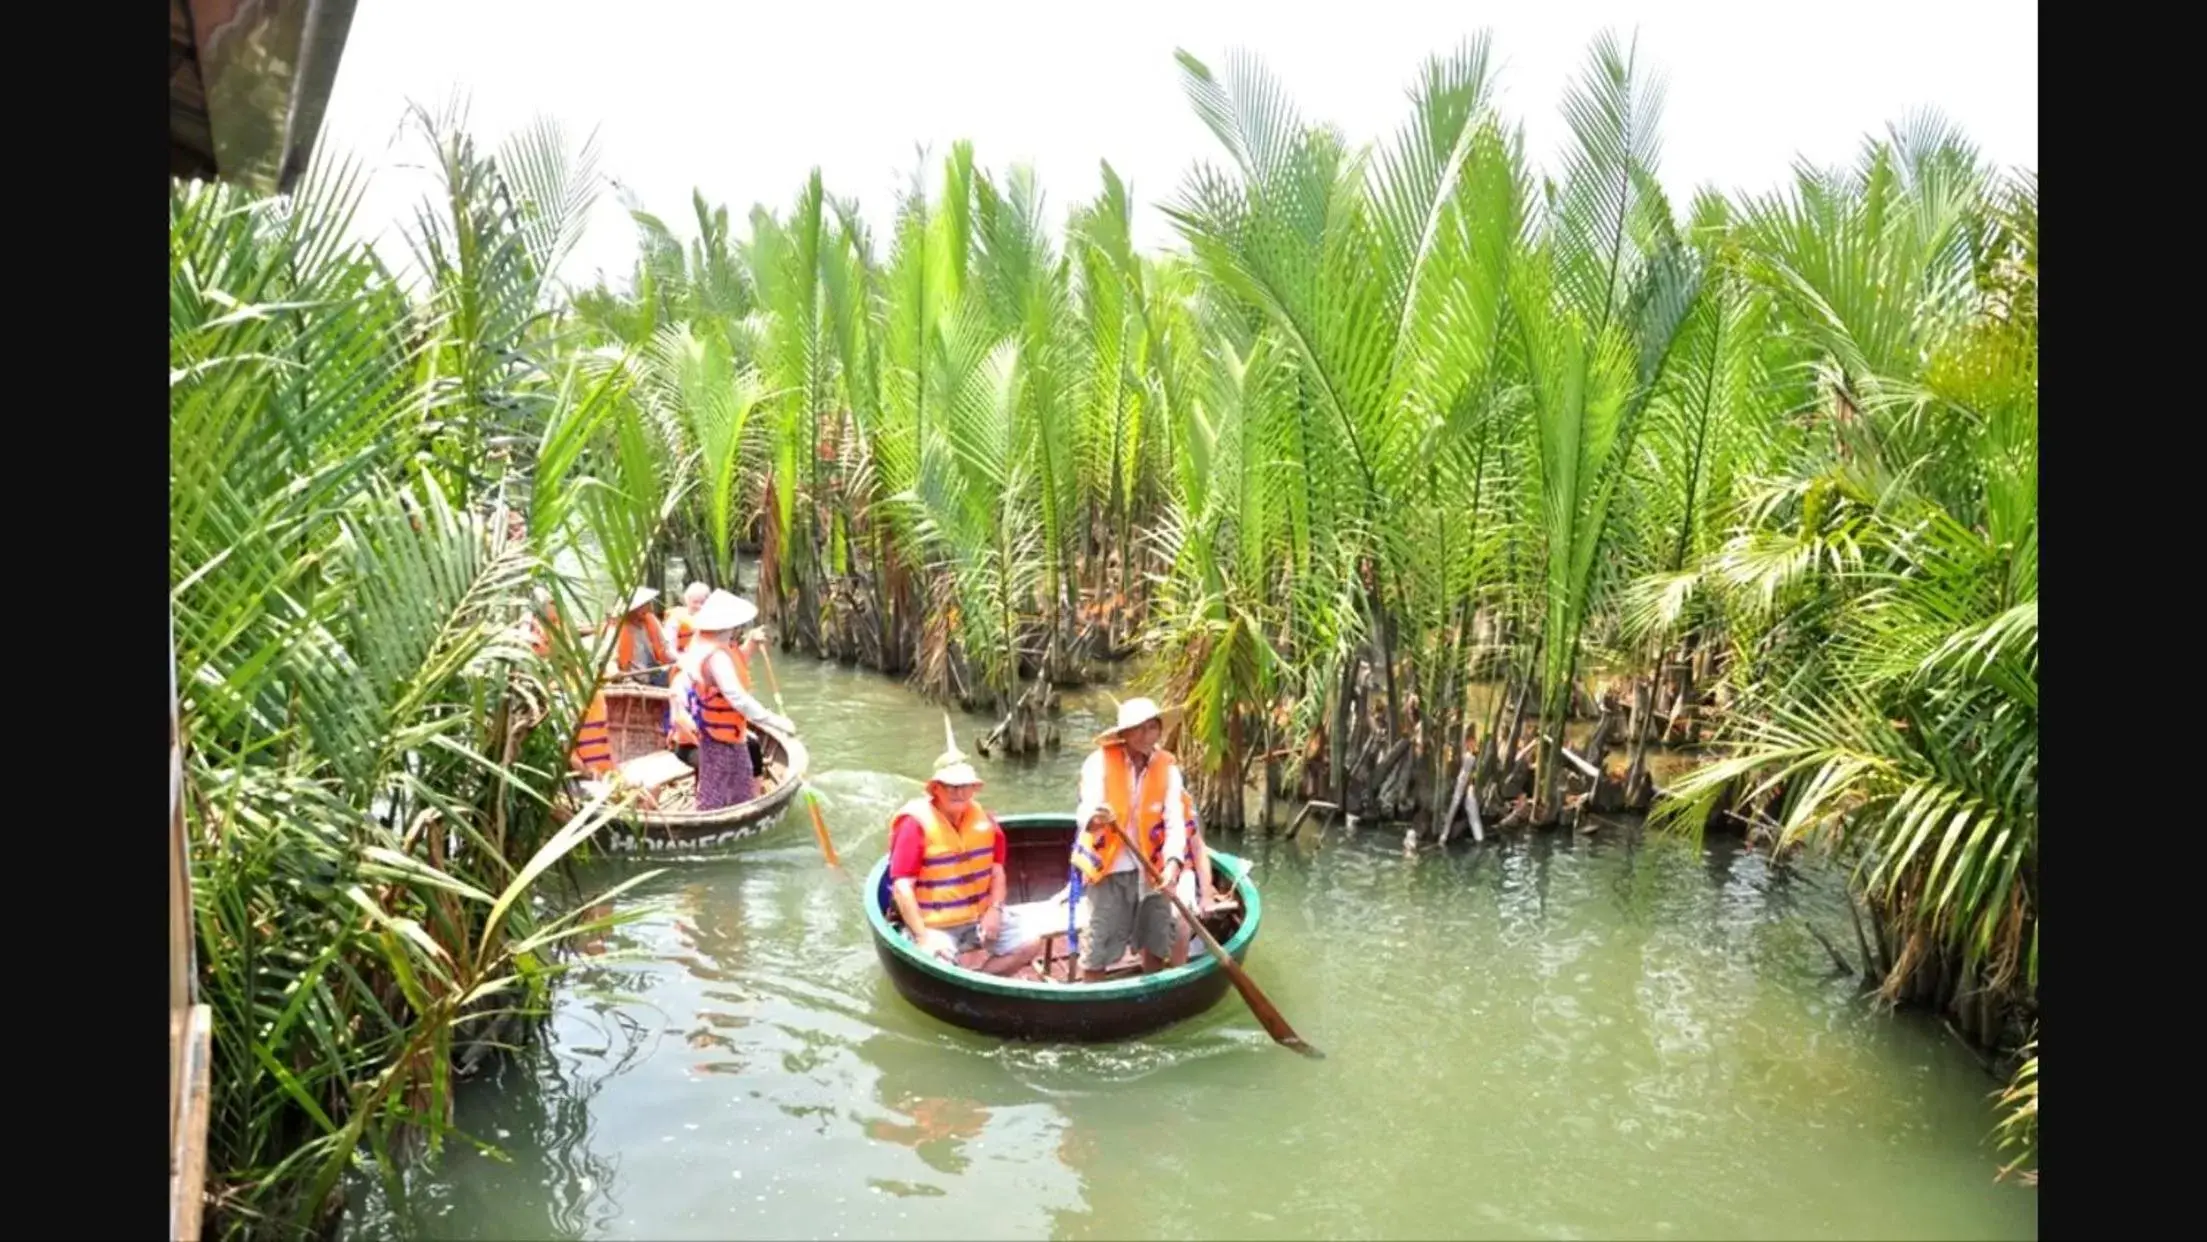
(979, 940), (1043, 976)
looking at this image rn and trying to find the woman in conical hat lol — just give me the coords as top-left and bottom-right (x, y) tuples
(679, 590), (794, 810)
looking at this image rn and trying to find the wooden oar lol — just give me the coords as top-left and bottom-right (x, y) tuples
(1104, 816), (1323, 1058)
(754, 639), (788, 714)
(805, 788), (842, 870)
(738, 637), (823, 864)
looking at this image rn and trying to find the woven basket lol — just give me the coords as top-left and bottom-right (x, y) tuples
(605, 687), (671, 762)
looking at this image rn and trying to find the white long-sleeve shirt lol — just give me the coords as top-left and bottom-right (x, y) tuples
(682, 645), (793, 735)
(1074, 745), (1186, 874)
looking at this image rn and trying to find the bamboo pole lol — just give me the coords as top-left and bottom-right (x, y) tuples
(171, 615), (210, 1242)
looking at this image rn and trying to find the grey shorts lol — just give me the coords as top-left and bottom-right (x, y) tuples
(1076, 869), (1180, 969)
(939, 910), (1037, 958)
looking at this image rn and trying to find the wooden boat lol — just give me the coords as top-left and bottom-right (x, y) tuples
(580, 682), (810, 851)
(864, 813), (1263, 1041)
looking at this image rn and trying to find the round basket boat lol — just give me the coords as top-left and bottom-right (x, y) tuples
(582, 682), (809, 851)
(864, 813), (1263, 1042)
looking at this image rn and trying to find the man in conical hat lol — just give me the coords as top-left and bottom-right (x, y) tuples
(1067, 697), (1191, 980)
(885, 718), (1044, 976)
(608, 585), (675, 687)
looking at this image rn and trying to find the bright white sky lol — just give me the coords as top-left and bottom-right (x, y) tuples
(318, 0), (2036, 292)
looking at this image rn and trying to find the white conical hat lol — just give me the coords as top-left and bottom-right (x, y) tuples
(1106, 696), (1166, 734)
(928, 714), (983, 787)
(690, 589), (758, 632)
(931, 760), (983, 787)
(623, 586), (661, 613)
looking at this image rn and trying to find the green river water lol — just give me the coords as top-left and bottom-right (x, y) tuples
(345, 655), (2037, 1241)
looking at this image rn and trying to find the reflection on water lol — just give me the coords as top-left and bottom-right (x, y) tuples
(347, 1015), (641, 1241)
(343, 656), (2035, 1241)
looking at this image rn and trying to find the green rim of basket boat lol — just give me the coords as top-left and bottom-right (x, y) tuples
(863, 812), (1264, 1000)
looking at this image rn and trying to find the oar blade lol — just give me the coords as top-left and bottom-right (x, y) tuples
(1219, 955), (1323, 1057)
(1107, 817), (1322, 1059)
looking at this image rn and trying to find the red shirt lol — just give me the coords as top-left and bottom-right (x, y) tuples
(889, 811), (1007, 880)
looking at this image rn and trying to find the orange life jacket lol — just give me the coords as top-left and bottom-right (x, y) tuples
(898, 795), (999, 929)
(676, 631), (753, 682)
(679, 643), (748, 744)
(613, 611), (672, 672)
(571, 691), (615, 775)
(1070, 743), (1179, 884)
(667, 606), (697, 654)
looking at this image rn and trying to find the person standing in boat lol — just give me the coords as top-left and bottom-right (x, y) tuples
(668, 606), (759, 769)
(677, 590), (793, 810)
(609, 587), (675, 687)
(1068, 698), (1191, 980)
(886, 732), (1044, 977)
(663, 582), (712, 766)
(669, 598), (771, 777)
(666, 581), (711, 655)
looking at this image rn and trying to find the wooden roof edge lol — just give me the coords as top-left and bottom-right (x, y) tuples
(172, 0), (360, 196)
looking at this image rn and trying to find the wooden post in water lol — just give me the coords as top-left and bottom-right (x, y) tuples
(170, 617), (211, 1242)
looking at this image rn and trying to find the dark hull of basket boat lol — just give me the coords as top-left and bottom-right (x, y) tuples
(865, 814), (1263, 1042)
(588, 683), (810, 849)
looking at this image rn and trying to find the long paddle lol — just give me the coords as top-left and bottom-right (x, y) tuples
(1103, 816), (1323, 1059)
(757, 641), (787, 714)
(748, 644), (832, 864)
(805, 788), (842, 870)
(738, 635), (826, 865)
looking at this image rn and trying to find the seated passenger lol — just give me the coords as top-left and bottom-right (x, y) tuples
(886, 732), (1043, 977)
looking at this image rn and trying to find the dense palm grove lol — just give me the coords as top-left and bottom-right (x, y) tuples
(170, 34), (2037, 1235)
(171, 100), (679, 1235)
